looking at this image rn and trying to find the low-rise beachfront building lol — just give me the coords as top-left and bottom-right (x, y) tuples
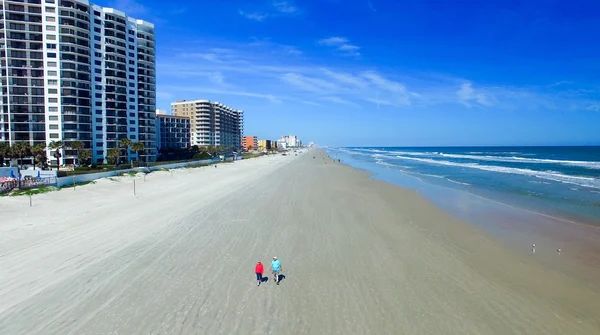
(258, 139), (275, 151)
(171, 100), (243, 151)
(243, 136), (258, 151)
(156, 114), (190, 149)
(278, 135), (301, 148)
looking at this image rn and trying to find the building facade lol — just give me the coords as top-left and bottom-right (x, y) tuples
(258, 139), (275, 151)
(171, 99), (243, 150)
(242, 135), (257, 151)
(156, 114), (190, 149)
(0, 0), (156, 164)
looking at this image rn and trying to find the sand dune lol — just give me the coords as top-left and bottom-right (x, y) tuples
(1, 150), (599, 334)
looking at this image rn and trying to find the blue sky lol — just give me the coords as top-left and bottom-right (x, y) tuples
(96, 0), (600, 146)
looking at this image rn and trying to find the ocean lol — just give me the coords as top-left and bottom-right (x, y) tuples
(326, 146), (600, 225)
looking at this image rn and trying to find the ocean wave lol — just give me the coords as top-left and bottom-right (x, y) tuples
(446, 178), (471, 186)
(438, 153), (600, 169)
(391, 155), (600, 190)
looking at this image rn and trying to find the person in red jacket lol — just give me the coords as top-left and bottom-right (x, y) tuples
(255, 261), (264, 286)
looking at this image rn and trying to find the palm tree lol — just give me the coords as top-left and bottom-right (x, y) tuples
(107, 148), (121, 167)
(130, 142), (145, 166)
(11, 141), (31, 169)
(48, 140), (64, 171)
(119, 138), (132, 165)
(78, 149), (92, 166)
(31, 143), (47, 169)
(69, 140), (84, 165)
(0, 142), (10, 167)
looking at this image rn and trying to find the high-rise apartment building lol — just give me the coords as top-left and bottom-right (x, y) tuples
(156, 114), (190, 150)
(0, 0), (156, 165)
(171, 100), (243, 151)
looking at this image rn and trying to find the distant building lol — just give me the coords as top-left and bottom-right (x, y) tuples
(258, 139), (275, 151)
(171, 100), (243, 150)
(156, 115), (191, 149)
(278, 135), (301, 148)
(243, 136), (258, 151)
(156, 109), (168, 115)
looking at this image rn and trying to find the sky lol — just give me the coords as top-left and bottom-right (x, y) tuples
(95, 0), (600, 147)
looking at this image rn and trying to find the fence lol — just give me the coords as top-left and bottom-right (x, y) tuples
(1, 177), (57, 194)
(55, 158), (222, 188)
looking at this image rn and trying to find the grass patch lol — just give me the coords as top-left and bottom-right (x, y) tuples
(118, 171), (137, 177)
(242, 153), (263, 159)
(61, 180), (96, 189)
(6, 186), (59, 196)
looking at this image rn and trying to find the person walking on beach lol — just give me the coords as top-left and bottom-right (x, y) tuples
(255, 261), (264, 286)
(271, 256), (282, 285)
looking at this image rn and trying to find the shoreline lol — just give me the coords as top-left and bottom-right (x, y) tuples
(323, 150), (600, 291)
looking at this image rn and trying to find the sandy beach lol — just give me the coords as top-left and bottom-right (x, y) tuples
(1, 149), (599, 334)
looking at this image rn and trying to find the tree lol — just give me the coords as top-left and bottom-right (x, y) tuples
(107, 148), (121, 167)
(247, 145), (253, 152)
(0, 142), (10, 167)
(130, 142), (145, 166)
(48, 140), (64, 171)
(119, 138), (132, 166)
(69, 140), (84, 165)
(78, 149), (92, 166)
(31, 144), (48, 169)
(11, 141), (31, 169)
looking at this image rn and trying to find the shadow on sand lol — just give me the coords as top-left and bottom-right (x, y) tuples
(277, 274), (286, 284)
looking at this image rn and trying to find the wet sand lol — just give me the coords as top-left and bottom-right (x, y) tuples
(1, 149), (599, 334)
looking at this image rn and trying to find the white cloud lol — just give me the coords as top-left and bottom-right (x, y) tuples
(587, 104), (600, 112)
(318, 37), (349, 46)
(321, 96), (361, 107)
(239, 10), (268, 21)
(318, 37), (360, 57)
(322, 69), (368, 88)
(457, 82), (492, 107)
(273, 1), (298, 13)
(281, 73), (339, 93)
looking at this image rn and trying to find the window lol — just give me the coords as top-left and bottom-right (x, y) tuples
(49, 124), (58, 130)
(48, 98), (58, 103)
(129, 97), (135, 102)
(46, 25), (56, 31)
(96, 134), (102, 139)
(96, 142), (103, 147)
(95, 102), (102, 106)
(96, 118), (102, 122)
(95, 60), (102, 65)
(46, 34), (56, 40)
(95, 52), (102, 57)
(48, 79), (57, 85)
(45, 0), (55, 3)
(45, 7), (55, 13)
(94, 27), (101, 33)
(94, 36), (101, 41)
(96, 151), (103, 156)
(129, 127), (136, 132)
(129, 60), (135, 65)
(128, 37), (134, 42)
(48, 70), (57, 76)
(129, 83), (134, 87)
(94, 19), (101, 25)
(129, 120), (135, 124)
(129, 90), (135, 95)
(47, 61), (57, 67)
(96, 109), (102, 114)
(130, 135), (136, 140)
(128, 75), (134, 80)
(95, 93), (102, 98)
(95, 69), (102, 74)
(46, 16), (56, 22)
(49, 115), (58, 121)
(48, 106), (58, 112)
(95, 85), (102, 90)
(47, 53), (56, 59)
(129, 45), (134, 50)
(129, 67), (134, 72)
(128, 52), (134, 57)
(49, 133), (59, 139)
(48, 88), (58, 94)
(46, 43), (56, 49)
(129, 105), (135, 109)
(129, 113), (135, 117)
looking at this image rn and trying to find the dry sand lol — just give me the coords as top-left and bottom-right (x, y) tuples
(1, 149), (600, 334)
